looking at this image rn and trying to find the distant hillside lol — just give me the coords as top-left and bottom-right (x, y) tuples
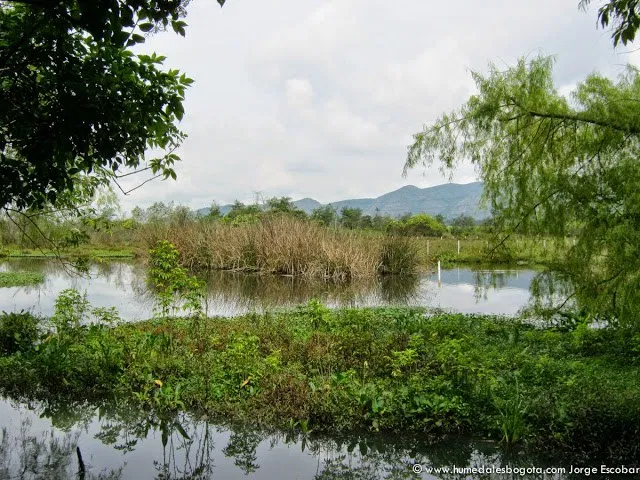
(197, 182), (489, 220)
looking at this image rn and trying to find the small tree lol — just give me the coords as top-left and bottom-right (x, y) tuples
(203, 202), (222, 222)
(265, 197), (306, 218)
(311, 205), (337, 227)
(340, 208), (363, 230)
(148, 241), (204, 318)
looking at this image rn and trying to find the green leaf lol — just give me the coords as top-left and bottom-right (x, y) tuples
(126, 34), (145, 47)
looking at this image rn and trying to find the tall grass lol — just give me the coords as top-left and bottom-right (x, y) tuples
(137, 216), (419, 279)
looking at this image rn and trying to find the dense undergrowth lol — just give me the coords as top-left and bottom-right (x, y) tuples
(1, 304), (638, 463)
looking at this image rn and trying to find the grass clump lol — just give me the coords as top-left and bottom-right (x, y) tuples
(0, 303), (639, 463)
(0, 271), (45, 287)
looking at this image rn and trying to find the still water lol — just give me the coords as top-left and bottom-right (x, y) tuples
(0, 259), (536, 319)
(0, 396), (593, 480)
(0, 260), (612, 479)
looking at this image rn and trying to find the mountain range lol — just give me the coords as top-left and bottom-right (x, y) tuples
(199, 182), (489, 220)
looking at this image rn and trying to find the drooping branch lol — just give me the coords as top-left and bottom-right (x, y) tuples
(519, 108), (640, 135)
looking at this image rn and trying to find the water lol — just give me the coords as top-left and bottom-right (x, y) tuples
(0, 396), (597, 480)
(0, 261), (622, 479)
(0, 259), (537, 320)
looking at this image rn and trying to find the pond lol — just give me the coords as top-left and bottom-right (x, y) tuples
(0, 260), (619, 479)
(0, 395), (600, 480)
(0, 259), (539, 319)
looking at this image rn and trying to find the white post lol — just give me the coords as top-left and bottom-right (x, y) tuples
(543, 239), (546, 249)
(457, 240), (460, 255)
(437, 260), (441, 285)
(427, 240), (430, 256)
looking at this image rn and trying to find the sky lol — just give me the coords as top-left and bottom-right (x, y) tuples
(117, 0), (639, 211)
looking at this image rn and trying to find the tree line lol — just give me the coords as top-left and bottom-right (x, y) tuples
(131, 197), (486, 237)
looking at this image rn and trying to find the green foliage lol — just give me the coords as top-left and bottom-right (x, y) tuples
(492, 375), (527, 445)
(203, 202), (222, 222)
(0, 310), (40, 355)
(387, 213), (446, 237)
(449, 214), (476, 237)
(339, 208), (364, 230)
(148, 241), (204, 317)
(221, 201), (262, 225)
(51, 289), (91, 332)
(265, 197), (307, 218)
(406, 56), (640, 326)
(0, 0), (229, 211)
(310, 205), (338, 227)
(1, 306), (639, 461)
(580, 0), (640, 46)
(0, 271), (44, 287)
(51, 289), (121, 333)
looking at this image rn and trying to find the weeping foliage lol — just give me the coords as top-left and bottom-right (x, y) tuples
(405, 56), (640, 326)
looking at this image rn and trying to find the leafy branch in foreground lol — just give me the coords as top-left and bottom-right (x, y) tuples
(405, 56), (640, 325)
(580, 0), (640, 46)
(0, 0), (227, 212)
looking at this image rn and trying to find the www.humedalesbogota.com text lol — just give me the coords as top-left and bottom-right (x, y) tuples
(412, 464), (640, 476)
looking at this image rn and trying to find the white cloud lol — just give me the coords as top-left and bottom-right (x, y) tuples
(116, 0), (637, 211)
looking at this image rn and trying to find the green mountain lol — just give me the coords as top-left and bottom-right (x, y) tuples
(199, 182), (488, 220)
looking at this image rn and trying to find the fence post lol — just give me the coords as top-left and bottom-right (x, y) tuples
(427, 240), (430, 256)
(437, 260), (441, 285)
(457, 240), (460, 255)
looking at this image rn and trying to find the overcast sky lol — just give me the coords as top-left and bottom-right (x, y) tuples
(118, 0), (639, 211)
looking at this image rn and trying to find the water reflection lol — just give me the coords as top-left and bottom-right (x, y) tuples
(0, 396), (618, 480)
(1, 259), (540, 319)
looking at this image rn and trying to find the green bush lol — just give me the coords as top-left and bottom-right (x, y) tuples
(387, 213), (446, 237)
(0, 310), (40, 355)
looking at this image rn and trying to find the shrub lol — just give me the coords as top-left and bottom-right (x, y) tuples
(387, 214), (446, 237)
(0, 310), (40, 355)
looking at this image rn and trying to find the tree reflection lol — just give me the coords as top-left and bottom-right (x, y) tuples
(0, 417), (122, 480)
(0, 395), (589, 479)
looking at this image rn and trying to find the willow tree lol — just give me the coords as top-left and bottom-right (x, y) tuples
(404, 56), (640, 325)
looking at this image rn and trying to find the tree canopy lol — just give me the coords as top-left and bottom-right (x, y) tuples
(0, 0), (225, 212)
(405, 56), (640, 324)
(580, 0), (640, 46)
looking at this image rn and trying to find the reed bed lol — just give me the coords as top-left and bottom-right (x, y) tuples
(137, 216), (418, 279)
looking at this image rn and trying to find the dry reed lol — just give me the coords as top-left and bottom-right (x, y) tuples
(137, 216), (418, 279)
